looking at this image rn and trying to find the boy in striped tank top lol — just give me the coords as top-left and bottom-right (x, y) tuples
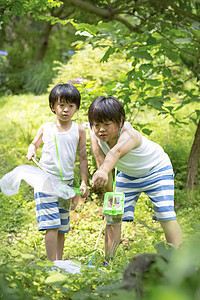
(27, 84), (89, 261)
(89, 96), (182, 261)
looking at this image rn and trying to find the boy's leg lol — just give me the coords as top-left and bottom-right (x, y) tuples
(35, 191), (62, 261)
(45, 228), (59, 261)
(56, 207), (70, 260)
(56, 232), (65, 260)
(105, 223), (121, 258)
(144, 165), (182, 247)
(160, 219), (182, 247)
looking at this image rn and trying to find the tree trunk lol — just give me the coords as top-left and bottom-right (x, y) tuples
(35, 21), (53, 62)
(186, 118), (200, 190)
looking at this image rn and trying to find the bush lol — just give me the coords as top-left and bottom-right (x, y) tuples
(1, 61), (58, 95)
(50, 43), (130, 89)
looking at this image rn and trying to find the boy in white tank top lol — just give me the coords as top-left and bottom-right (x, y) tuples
(27, 84), (89, 261)
(88, 96), (182, 262)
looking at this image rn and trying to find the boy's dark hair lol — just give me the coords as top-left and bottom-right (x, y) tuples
(88, 96), (125, 127)
(49, 84), (81, 113)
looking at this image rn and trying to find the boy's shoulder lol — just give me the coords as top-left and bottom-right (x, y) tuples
(77, 123), (86, 133)
(70, 121), (86, 135)
(41, 121), (53, 128)
(37, 122), (54, 133)
(123, 121), (133, 129)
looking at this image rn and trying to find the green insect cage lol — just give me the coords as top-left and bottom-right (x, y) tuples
(103, 192), (125, 215)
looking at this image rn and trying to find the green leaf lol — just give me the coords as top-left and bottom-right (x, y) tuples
(146, 79), (161, 87)
(45, 272), (68, 284)
(165, 50), (179, 62)
(165, 106), (174, 112)
(180, 54), (194, 68)
(162, 68), (172, 77)
(175, 81), (184, 86)
(71, 21), (98, 36)
(139, 63), (153, 72)
(191, 22), (200, 30)
(104, 81), (119, 90)
(146, 35), (157, 45)
(172, 86), (179, 93)
(146, 97), (163, 110)
(130, 50), (153, 61)
(174, 38), (192, 44)
(100, 47), (116, 62)
(196, 110), (200, 118)
(118, 72), (127, 82)
(141, 128), (153, 136)
(162, 89), (170, 96)
(127, 70), (142, 81)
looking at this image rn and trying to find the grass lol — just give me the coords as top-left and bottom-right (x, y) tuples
(0, 94), (200, 299)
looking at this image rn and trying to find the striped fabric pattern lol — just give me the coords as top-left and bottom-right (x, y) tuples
(116, 165), (176, 222)
(35, 192), (70, 233)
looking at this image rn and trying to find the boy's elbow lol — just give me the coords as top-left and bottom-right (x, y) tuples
(114, 147), (123, 160)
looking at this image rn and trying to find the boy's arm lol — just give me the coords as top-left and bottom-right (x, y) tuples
(26, 125), (44, 161)
(78, 125), (89, 197)
(92, 127), (141, 187)
(90, 132), (113, 192)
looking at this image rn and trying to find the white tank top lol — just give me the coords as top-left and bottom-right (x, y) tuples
(39, 122), (79, 180)
(95, 122), (171, 178)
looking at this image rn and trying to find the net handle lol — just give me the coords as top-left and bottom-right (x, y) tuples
(32, 157), (47, 174)
(54, 133), (64, 182)
(111, 127), (122, 207)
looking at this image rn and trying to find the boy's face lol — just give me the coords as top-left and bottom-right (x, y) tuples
(53, 98), (77, 122)
(92, 120), (121, 145)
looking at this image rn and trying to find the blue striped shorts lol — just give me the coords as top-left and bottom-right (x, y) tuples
(116, 165), (176, 222)
(34, 179), (73, 233)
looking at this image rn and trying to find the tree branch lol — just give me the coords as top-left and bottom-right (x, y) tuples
(65, 0), (143, 32)
(170, 2), (200, 22)
(157, 30), (195, 56)
(59, 10), (75, 20)
(114, 15), (141, 32)
(63, 0), (200, 34)
(52, 4), (65, 17)
(65, 0), (113, 18)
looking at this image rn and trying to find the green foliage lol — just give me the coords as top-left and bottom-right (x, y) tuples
(1, 94), (53, 145)
(0, 0), (54, 24)
(0, 8), (78, 95)
(22, 61), (58, 95)
(3, 62), (57, 95)
(65, 5), (200, 128)
(50, 43), (130, 88)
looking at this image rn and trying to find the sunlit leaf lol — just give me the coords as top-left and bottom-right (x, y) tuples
(141, 128), (153, 136)
(174, 38), (192, 44)
(100, 47), (116, 62)
(146, 79), (161, 87)
(129, 50), (153, 61)
(45, 272), (68, 284)
(146, 97), (163, 110)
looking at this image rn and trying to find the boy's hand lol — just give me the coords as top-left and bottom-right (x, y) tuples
(92, 169), (108, 188)
(80, 183), (90, 198)
(26, 151), (36, 161)
(26, 143), (36, 161)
